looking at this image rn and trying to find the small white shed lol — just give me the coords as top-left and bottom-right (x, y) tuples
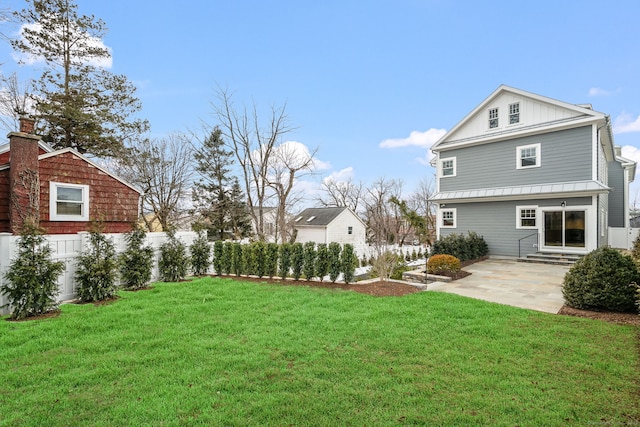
(294, 207), (366, 255)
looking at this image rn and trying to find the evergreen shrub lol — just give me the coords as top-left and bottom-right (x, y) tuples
(190, 231), (211, 276)
(562, 247), (639, 312)
(328, 242), (342, 283)
(427, 254), (461, 275)
(76, 228), (119, 302)
(431, 232), (488, 261)
(1, 222), (65, 320)
(340, 244), (358, 284)
(159, 229), (190, 282)
(119, 226), (154, 290)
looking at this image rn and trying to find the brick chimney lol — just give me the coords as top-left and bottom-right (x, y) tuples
(8, 117), (42, 233)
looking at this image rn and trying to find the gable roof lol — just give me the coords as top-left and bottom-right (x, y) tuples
(294, 207), (351, 227)
(0, 145), (142, 194)
(432, 85), (610, 152)
(0, 139), (55, 155)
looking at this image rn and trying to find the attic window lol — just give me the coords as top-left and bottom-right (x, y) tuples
(295, 216), (303, 222)
(509, 102), (520, 124)
(50, 182), (89, 221)
(489, 108), (499, 129)
(306, 216), (316, 222)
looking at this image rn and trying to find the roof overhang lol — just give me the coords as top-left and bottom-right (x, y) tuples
(431, 180), (610, 204)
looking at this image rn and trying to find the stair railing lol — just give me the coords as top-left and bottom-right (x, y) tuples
(518, 232), (539, 259)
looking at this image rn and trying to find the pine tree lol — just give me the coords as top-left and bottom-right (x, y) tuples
(11, 0), (148, 157)
(192, 128), (234, 239)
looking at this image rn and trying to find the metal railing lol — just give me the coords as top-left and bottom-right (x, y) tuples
(518, 232), (539, 258)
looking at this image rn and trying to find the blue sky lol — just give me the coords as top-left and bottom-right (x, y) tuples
(2, 0), (640, 205)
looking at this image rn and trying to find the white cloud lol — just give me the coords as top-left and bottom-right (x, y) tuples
(621, 145), (640, 164)
(322, 167), (354, 185)
(613, 113), (640, 134)
(379, 128), (447, 149)
(14, 23), (113, 68)
(589, 87), (611, 97)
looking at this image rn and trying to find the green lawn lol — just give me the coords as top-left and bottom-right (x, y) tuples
(1, 277), (638, 426)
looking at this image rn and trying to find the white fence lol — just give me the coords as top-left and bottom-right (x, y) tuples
(0, 231), (197, 315)
(608, 227), (640, 250)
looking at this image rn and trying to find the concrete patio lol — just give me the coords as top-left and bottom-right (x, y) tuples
(426, 258), (569, 313)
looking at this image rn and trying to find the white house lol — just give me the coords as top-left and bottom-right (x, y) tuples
(293, 207), (367, 256)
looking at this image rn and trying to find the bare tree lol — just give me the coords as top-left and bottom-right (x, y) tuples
(317, 175), (365, 213)
(119, 134), (194, 231)
(408, 177), (437, 244)
(0, 72), (34, 134)
(268, 141), (317, 243)
(363, 177), (404, 253)
(211, 86), (296, 241)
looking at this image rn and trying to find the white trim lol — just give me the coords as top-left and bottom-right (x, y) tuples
(440, 208), (457, 228)
(540, 204), (595, 254)
(49, 181), (89, 221)
(439, 157), (456, 178)
(516, 143), (541, 169)
(516, 205), (538, 229)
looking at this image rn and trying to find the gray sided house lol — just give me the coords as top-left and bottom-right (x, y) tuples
(431, 85), (636, 258)
(293, 207), (367, 256)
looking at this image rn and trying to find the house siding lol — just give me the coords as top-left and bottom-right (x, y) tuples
(607, 161), (625, 227)
(440, 197), (593, 257)
(38, 152), (139, 234)
(439, 126), (592, 192)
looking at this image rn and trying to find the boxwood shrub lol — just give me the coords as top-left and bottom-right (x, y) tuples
(562, 247), (639, 312)
(431, 232), (488, 262)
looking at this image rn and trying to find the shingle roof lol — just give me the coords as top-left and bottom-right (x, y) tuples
(294, 207), (348, 227)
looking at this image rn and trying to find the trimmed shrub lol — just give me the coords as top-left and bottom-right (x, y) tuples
(316, 243), (329, 282)
(303, 242), (316, 280)
(278, 243), (292, 280)
(190, 231), (211, 276)
(328, 242), (342, 283)
(212, 241), (223, 275)
(119, 226), (154, 290)
(431, 232), (488, 262)
(222, 241), (233, 275)
(253, 241), (267, 278)
(562, 247), (639, 312)
(341, 244), (358, 284)
(243, 243), (256, 276)
(1, 222), (65, 320)
(427, 254), (461, 275)
(159, 229), (190, 282)
(76, 229), (119, 302)
(231, 242), (243, 276)
(291, 242), (304, 280)
(265, 243), (279, 278)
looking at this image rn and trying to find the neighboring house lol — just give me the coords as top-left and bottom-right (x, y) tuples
(293, 207), (366, 255)
(431, 85), (636, 257)
(251, 206), (278, 242)
(0, 118), (141, 234)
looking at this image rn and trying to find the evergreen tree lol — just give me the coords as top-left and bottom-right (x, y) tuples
(76, 227), (119, 302)
(231, 242), (243, 276)
(302, 241), (316, 280)
(11, 0), (148, 157)
(340, 244), (358, 284)
(228, 177), (253, 239)
(212, 240), (223, 275)
(291, 242), (304, 280)
(119, 225), (154, 290)
(328, 242), (342, 283)
(190, 231), (211, 276)
(315, 243), (329, 282)
(278, 243), (292, 280)
(266, 242), (279, 278)
(1, 222), (65, 320)
(159, 229), (190, 282)
(192, 128), (234, 239)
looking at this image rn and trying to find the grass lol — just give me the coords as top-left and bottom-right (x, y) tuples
(0, 277), (639, 426)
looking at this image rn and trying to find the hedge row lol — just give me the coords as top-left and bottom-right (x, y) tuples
(431, 232), (488, 262)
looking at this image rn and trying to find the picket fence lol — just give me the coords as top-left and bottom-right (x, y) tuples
(0, 231), (197, 316)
